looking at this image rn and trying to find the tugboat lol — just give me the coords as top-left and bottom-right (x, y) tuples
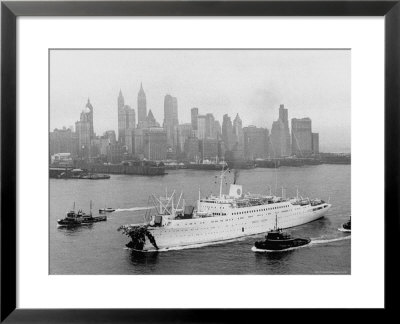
(339, 217), (351, 232)
(57, 202), (107, 227)
(252, 215), (311, 252)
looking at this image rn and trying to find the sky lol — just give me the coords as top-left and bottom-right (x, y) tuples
(50, 49), (351, 153)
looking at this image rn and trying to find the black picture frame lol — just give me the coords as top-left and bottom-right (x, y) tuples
(1, 0), (399, 322)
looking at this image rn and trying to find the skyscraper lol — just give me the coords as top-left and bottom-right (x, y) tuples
(123, 105), (136, 154)
(75, 106), (91, 158)
(184, 136), (200, 162)
(291, 117), (312, 156)
(205, 113), (215, 139)
(137, 82), (147, 127)
(49, 127), (78, 157)
(270, 104), (291, 157)
(233, 113), (244, 156)
(143, 127), (168, 161)
(118, 89), (124, 110)
(191, 107), (198, 131)
(197, 115), (207, 140)
(199, 138), (219, 162)
(118, 90), (126, 143)
(243, 126), (269, 160)
(176, 123), (193, 157)
(117, 89), (136, 154)
(85, 98), (94, 140)
(312, 132), (319, 154)
(214, 120), (222, 139)
(163, 94), (179, 149)
(222, 114), (234, 151)
(147, 109), (159, 127)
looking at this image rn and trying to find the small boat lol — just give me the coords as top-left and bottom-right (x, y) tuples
(252, 215), (311, 252)
(99, 207), (115, 214)
(339, 218), (351, 232)
(81, 173), (110, 180)
(57, 202), (107, 227)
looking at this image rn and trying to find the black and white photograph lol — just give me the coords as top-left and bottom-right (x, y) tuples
(49, 49), (351, 275)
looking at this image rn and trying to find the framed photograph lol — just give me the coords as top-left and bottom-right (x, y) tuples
(1, 0), (399, 322)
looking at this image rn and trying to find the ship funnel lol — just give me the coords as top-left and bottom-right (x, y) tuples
(229, 184), (243, 198)
(233, 169), (240, 184)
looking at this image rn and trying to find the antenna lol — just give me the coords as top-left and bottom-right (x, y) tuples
(89, 200), (92, 216)
(171, 192), (175, 215)
(274, 159), (278, 195)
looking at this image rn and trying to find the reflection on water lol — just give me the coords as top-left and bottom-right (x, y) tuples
(129, 250), (160, 267)
(253, 245), (297, 273)
(57, 224), (95, 235)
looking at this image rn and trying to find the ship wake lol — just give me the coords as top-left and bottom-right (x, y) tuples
(114, 207), (151, 212)
(310, 235), (351, 244)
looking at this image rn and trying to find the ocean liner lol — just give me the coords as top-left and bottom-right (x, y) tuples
(118, 169), (331, 251)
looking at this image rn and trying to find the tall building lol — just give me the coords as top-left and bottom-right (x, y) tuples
(118, 91), (126, 143)
(117, 90), (136, 154)
(75, 106), (92, 158)
(291, 117), (312, 156)
(191, 107), (199, 131)
(123, 105), (136, 154)
(85, 98), (94, 139)
(197, 115), (207, 140)
(200, 138), (219, 162)
(205, 113), (216, 139)
(312, 132), (319, 154)
(214, 120), (222, 139)
(192, 109), (217, 140)
(98, 130), (117, 157)
(49, 127), (78, 157)
(104, 130), (117, 144)
(233, 113), (244, 158)
(147, 109), (159, 127)
(137, 83), (147, 127)
(243, 126), (269, 160)
(184, 136), (200, 162)
(176, 123), (193, 156)
(222, 114), (234, 151)
(132, 128), (144, 156)
(163, 94), (179, 149)
(143, 127), (168, 161)
(118, 89), (124, 110)
(270, 104), (291, 157)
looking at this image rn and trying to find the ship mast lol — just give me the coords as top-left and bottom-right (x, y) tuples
(219, 167), (230, 198)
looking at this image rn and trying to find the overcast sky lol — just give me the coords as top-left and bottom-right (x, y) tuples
(50, 49), (350, 152)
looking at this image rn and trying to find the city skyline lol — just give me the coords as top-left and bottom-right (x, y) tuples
(50, 49), (351, 152)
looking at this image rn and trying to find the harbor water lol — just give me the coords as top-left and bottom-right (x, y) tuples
(50, 164), (351, 275)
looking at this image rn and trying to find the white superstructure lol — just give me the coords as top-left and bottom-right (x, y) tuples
(119, 170), (331, 251)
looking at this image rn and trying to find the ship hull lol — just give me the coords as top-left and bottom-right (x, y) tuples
(253, 238), (311, 251)
(129, 203), (331, 251)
